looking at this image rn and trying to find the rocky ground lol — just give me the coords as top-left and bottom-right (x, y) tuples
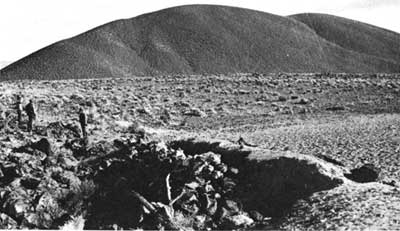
(1, 73), (400, 229)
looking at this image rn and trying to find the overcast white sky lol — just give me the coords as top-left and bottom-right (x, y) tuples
(1, 0), (399, 63)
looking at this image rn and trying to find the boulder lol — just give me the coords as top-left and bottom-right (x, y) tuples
(221, 213), (254, 229)
(31, 138), (53, 156)
(249, 210), (264, 222)
(345, 164), (379, 183)
(278, 95), (287, 102)
(20, 177), (41, 190)
(0, 162), (20, 184)
(57, 154), (79, 170)
(51, 170), (81, 189)
(58, 215), (85, 230)
(70, 94), (85, 103)
(21, 213), (41, 228)
(7, 200), (30, 219)
(62, 122), (81, 138)
(326, 106), (346, 111)
(224, 200), (240, 214)
(0, 213), (18, 229)
(36, 192), (59, 213)
(185, 108), (207, 117)
(47, 121), (80, 140)
(295, 98), (309, 105)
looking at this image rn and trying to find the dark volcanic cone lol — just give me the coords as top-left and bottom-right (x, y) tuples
(1, 5), (400, 80)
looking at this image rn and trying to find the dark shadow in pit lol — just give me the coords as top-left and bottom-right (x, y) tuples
(84, 158), (174, 229)
(170, 139), (343, 219)
(84, 139), (343, 229)
(236, 158), (342, 218)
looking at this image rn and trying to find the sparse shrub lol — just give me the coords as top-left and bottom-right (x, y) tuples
(278, 95), (287, 102)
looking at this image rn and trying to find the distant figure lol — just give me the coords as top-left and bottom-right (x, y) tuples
(24, 99), (36, 133)
(15, 95), (23, 126)
(238, 137), (245, 149)
(79, 107), (87, 138)
(0, 103), (5, 130)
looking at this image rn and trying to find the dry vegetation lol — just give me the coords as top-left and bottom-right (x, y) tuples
(1, 72), (400, 229)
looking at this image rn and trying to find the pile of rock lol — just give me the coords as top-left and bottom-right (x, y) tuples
(83, 137), (268, 229)
(0, 121), (269, 229)
(0, 137), (93, 229)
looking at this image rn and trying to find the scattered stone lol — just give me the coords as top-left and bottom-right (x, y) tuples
(58, 215), (85, 230)
(0, 163), (20, 183)
(58, 154), (79, 170)
(249, 210), (264, 222)
(22, 213), (41, 228)
(137, 107), (152, 115)
(229, 167), (239, 175)
(315, 154), (345, 167)
(326, 106), (346, 111)
(185, 108), (207, 117)
(62, 122), (81, 138)
(225, 200), (240, 214)
(47, 121), (80, 140)
(382, 179), (398, 187)
(20, 177), (41, 190)
(114, 120), (133, 130)
(31, 138), (53, 156)
(70, 94), (85, 102)
(8, 200), (30, 219)
(0, 213), (18, 229)
(205, 107), (217, 115)
(51, 170), (81, 189)
(278, 95), (287, 102)
(222, 213), (254, 228)
(295, 98), (310, 105)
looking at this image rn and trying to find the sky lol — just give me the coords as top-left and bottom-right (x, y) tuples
(1, 0), (399, 64)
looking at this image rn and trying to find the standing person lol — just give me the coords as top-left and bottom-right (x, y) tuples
(79, 107), (87, 138)
(24, 99), (36, 133)
(0, 103), (5, 131)
(15, 95), (23, 126)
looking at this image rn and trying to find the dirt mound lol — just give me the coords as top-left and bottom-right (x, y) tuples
(2, 5), (400, 80)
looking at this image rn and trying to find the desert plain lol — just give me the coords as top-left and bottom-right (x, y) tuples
(0, 72), (400, 229)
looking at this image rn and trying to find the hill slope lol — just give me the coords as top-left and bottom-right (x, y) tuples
(290, 13), (400, 64)
(0, 61), (10, 69)
(1, 5), (400, 80)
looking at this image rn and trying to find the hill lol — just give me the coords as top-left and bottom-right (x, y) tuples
(290, 13), (400, 65)
(1, 5), (400, 80)
(0, 61), (10, 69)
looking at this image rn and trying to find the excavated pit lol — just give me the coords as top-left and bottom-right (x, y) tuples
(0, 118), (376, 229)
(169, 139), (346, 218)
(82, 137), (347, 229)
